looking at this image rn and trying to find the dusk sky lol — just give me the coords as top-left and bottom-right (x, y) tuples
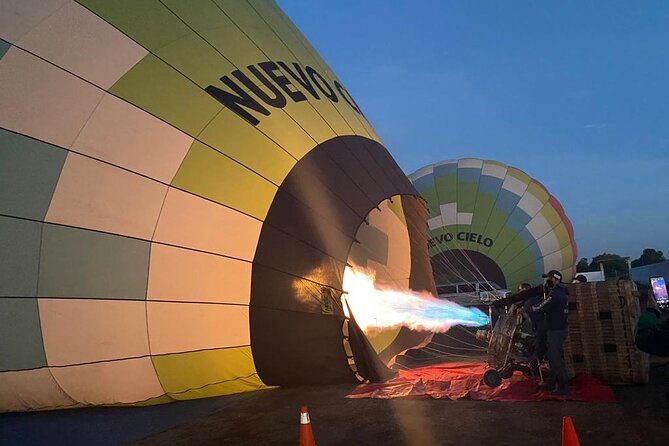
(279, 0), (669, 261)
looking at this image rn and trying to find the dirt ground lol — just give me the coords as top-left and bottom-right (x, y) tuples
(2, 361), (668, 446)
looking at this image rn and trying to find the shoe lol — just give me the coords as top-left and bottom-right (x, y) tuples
(552, 387), (569, 396)
(537, 382), (555, 391)
(529, 360), (541, 376)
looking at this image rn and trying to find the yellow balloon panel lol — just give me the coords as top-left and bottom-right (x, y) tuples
(171, 142), (279, 220)
(151, 347), (268, 400)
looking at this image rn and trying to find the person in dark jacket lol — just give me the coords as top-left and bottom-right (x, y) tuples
(530, 270), (570, 395)
(636, 291), (669, 357)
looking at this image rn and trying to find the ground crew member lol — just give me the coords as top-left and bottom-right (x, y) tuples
(530, 270), (570, 395)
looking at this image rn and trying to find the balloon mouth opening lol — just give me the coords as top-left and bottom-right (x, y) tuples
(343, 197), (414, 349)
(341, 197), (490, 379)
(338, 196), (417, 380)
(431, 249), (507, 290)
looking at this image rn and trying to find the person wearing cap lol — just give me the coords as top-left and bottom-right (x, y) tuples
(517, 283), (532, 293)
(529, 270), (570, 395)
(572, 274), (588, 284)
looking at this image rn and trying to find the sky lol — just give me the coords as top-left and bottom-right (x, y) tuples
(278, 0), (669, 260)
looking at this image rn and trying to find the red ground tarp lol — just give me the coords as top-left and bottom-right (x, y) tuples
(347, 362), (616, 402)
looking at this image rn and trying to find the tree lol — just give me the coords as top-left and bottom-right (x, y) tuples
(631, 248), (666, 268)
(576, 257), (590, 272)
(589, 253), (629, 278)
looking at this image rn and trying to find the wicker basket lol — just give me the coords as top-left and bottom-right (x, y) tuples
(564, 280), (649, 384)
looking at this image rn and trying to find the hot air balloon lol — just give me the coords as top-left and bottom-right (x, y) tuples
(0, 0), (433, 411)
(408, 159), (577, 294)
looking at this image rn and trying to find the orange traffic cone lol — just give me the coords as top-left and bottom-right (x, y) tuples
(562, 416), (580, 446)
(299, 406), (316, 446)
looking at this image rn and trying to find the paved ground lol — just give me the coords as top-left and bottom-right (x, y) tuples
(2, 361), (668, 446)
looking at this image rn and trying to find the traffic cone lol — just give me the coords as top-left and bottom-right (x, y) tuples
(562, 416), (580, 446)
(299, 405), (316, 446)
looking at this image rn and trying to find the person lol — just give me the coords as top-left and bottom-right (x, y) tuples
(530, 270), (570, 395)
(518, 283), (532, 292)
(635, 290), (669, 356)
(572, 274), (587, 284)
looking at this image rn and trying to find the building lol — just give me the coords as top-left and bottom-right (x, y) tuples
(630, 260), (669, 285)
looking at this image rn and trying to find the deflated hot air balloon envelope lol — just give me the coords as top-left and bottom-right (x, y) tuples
(0, 0), (434, 412)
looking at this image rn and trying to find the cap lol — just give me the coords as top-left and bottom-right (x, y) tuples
(542, 270), (562, 281)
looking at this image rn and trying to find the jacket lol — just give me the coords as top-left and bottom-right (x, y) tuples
(635, 308), (669, 357)
(531, 283), (568, 331)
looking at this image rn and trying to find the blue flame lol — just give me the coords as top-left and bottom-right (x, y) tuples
(421, 302), (490, 328)
(343, 267), (491, 332)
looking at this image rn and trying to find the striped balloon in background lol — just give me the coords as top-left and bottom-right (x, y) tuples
(408, 159), (577, 291)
